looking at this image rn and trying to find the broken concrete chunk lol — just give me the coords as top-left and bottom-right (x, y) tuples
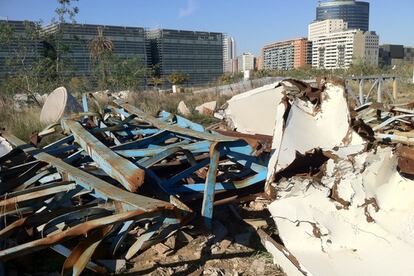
(266, 80), (366, 187)
(153, 243), (174, 256)
(0, 136), (12, 158)
(195, 101), (216, 116)
(40, 87), (83, 124)
(268, 147), (414, 276)
(224, 82), (284, 136)
(177, 100), (191, 116)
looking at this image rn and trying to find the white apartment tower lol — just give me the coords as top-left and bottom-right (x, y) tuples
(237, 52), (255, 72)
(311, 29), (379, 69)
(308, 19), (348, 41)
(223, 35), (237, 73)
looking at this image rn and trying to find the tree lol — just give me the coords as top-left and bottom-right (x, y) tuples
(0, 20), (54, 96)
(89, 27), (114, 88)
(218, 73), (242, 85)
(47, 0), (79, 82)
(147, 64), (163, 88)
(110, 55), (147, 90)
(148, 76), (164, 88)
(168, 72), (189, 86)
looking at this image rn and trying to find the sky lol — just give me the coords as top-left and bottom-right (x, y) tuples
(0, 0), (413, 56)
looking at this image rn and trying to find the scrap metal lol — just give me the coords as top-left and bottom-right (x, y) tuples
(0, 94), (269, 274)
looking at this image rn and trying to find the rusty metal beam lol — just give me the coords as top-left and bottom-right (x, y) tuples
(116, 102), (236, 142)
(0, 208), (165, 261)
(35, 152), (172, 212)
(61, 119), (145, 192)
(2, 133), (173, 212)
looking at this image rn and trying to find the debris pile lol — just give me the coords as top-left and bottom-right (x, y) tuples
(0, 91), (271, 274)
(1, 77), (413, 275)
(256, 79), (414, 276)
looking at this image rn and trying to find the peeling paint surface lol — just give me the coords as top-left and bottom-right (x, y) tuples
(266, 82), (366, 186)
(269, 147), (414, 276)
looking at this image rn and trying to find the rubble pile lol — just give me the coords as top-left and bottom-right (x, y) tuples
(228, 78), (414, 276)
(1, 77), (413, 275)
(0, 91), (275, 275)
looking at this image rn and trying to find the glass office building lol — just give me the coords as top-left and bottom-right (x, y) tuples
(0, 20), (42, 80)
(316, 0), (369, 31)
(147, 29), (224, 85)
(42, 23), (148, 78)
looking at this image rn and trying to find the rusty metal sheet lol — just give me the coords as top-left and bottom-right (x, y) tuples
(397, 146), (414, 175)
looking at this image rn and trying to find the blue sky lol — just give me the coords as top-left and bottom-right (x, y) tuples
(1, 0), (413, 55)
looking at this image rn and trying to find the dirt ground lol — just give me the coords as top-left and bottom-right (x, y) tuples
(127, 203), (285, 276)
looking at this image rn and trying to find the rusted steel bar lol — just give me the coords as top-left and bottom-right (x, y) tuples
(61, 119), (145, 192)
(35, 152), (172, 212)
(1, 132), (173, 211)
(116, 102), (236, 142)
(61, 225), (113, 276)
(0, 182), (77, 208)
(201, 142), (221, 228)
(0, 208), (165, 261)
(51, 244), (106, 274)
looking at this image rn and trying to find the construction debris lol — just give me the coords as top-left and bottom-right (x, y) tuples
(256, 78), (414, 276)
(39, 86), (83, 124)
(3, 76), (414, 275)
(0, 136), (12, 157)
(0, 91), (270, 274)
(222, 82), (285, 136)
(195, 101), (217, 116)
(177, 100), (191, 116)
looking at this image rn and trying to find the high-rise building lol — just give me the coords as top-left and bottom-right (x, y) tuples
(223, 35), (237, 73)
(1, 20), (227, 85)
(0, 20), (42, 80)
(147, 29), (224, 85)
(237, 52), (255, 72)
(311, 29), (379, 69)
(42, 23), (148, 77)
(316, 0), (370, 31)
(308, 19), (348, 41)
(262, 38), (312, 70)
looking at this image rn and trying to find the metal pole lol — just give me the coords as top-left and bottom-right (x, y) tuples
(359, 79), (364, 105)
(377, 78), (382, 103)
(412, 65), (414, 84)
(393, 77), (398, 101)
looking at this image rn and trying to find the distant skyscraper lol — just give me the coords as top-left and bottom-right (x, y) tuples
(223, 35), (236, 73)
(316, 0), (370, 31)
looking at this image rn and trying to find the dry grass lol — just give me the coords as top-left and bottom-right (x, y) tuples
(0, 97), (46, 142)
(0, 90), (233, 142)
(96, 90), (233, 125)
(127, 90), (231, 115)
(347, 79), (414, 104)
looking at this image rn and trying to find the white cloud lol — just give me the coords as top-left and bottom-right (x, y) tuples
(179, 0), (197, 18)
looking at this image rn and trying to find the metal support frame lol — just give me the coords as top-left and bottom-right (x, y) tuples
(346, 75), (398, 106)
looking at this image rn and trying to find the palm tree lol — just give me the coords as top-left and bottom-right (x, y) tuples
(89, 27), (114, 87)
